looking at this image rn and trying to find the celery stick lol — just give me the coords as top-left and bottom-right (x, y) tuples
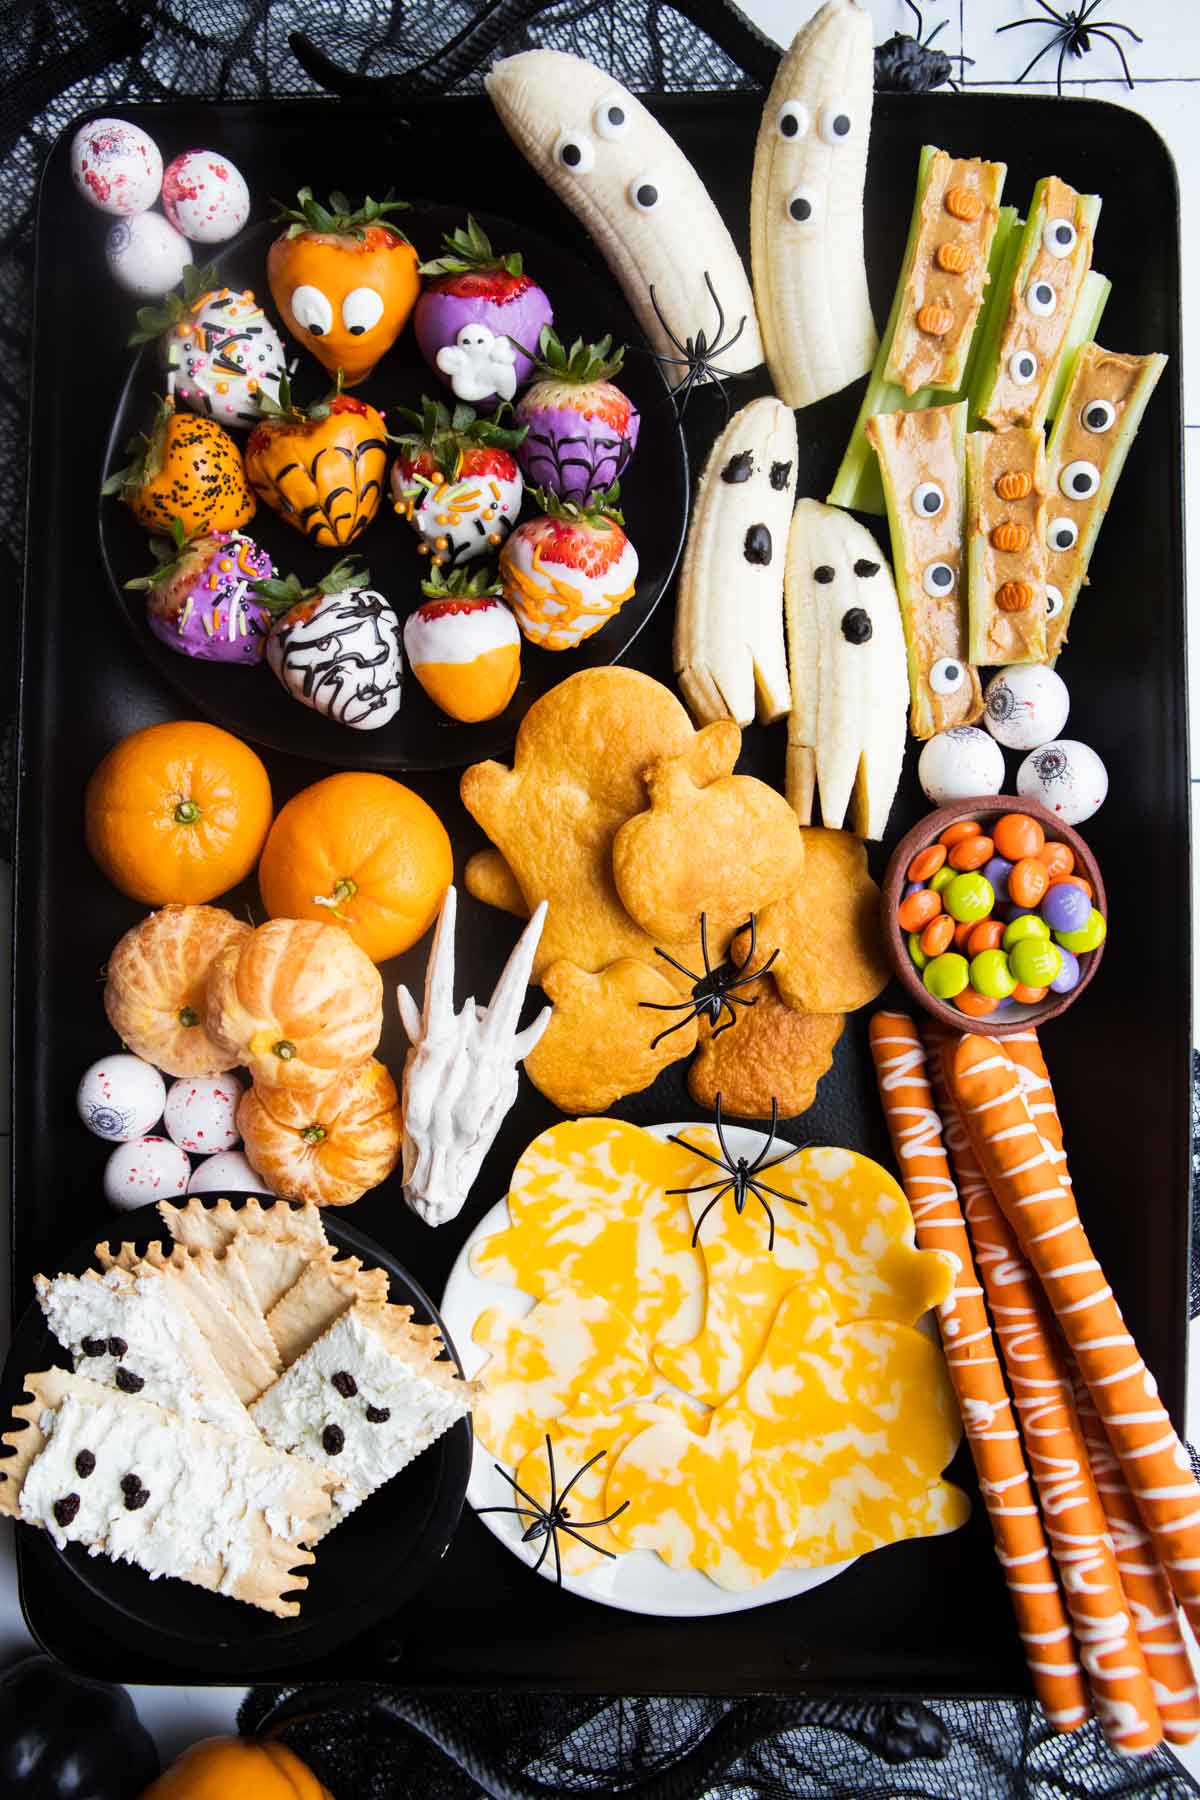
(1044, 270), (1111, 424)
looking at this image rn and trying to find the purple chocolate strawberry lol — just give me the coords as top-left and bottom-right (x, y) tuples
(514, 328), (639, 505)
(126, 519), (273, 663)
(414, 217), (552, 409)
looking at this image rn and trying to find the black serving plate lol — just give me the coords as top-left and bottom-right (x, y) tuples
(0, 1199), (471, 1674)
(99, 208), (688, 772)
(13, 88), (1188, 1693)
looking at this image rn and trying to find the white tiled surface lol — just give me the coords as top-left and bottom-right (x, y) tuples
(5, 0), (1200, 1773)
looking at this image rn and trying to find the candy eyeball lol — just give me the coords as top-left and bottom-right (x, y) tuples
(787, 186), (819, 224)
(928, 657), (967, 696)
(554, 130), (594, 174)
(342, 286), (385, 334)
(983, 664), (1070, 750)
(818, 101), (853, 144)
(1045, 584), (1065, 620)
(593, 93), (631, 139)
(918, 726), (1005, 805)
(77, 1055), (166, 1143)
(1082, 398), (1116, 433)
(1026, 278), (1057, 318)
(1016, 738), (1108, 824)
(1044, 217), (1078, 258)
(71, 118), (162, 215)
(290, 283), (333, 336)
(912, 481), (944, 519)
(106, 212), (191, 297)
(161, 150), (250, 243)
(1047, 516), (1078, 553)
(777, 101), (810, 140)
(1008, 349), (1038, 387)
(103, 1135), (191, 1209)
(187, 1148), (273, 1195)
(922, 561), (956, 597)
(628, 177), (661, 212)
(1059, 459), (1100, 501)
(163, 1073), (244, 1155)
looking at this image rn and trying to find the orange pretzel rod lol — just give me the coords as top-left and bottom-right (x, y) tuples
(952, 1033), (1200, 1643)
(868, 1012), (1090, 1731)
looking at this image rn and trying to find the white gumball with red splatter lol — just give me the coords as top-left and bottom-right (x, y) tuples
(76, 1055), (166, 1143)
(163, 1073), (244, 1155)
(103, 1135), (191, 1209)
(162, 150), (251, 243)
(70, 118), (162, 215)
(106, 212), (191, 298)
(188, 1149), (274, 1195)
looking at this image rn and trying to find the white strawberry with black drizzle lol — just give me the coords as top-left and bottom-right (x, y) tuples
(255, 558), (403, 731)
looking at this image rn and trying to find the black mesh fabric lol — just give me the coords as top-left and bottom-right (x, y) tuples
(4, 2), (1200, 1793)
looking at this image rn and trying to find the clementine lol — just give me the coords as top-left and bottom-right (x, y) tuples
(85, 721), (273, 905)
(257, 771), (452, 963)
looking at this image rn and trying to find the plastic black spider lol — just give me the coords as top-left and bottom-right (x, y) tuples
(669, 1095), (807, 1252)
(639, 913), (778, 1050)
(997, 0), (1141, 95)
(645, 271), (747, 419)
(875, 1), (975, 93)
(475, 1435), (630, 1586)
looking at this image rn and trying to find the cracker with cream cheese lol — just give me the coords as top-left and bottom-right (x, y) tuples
(95, 1241), (278, 1404)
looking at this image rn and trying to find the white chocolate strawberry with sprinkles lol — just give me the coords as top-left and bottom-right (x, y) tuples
(404, 566), (521, 723)
(501, 484), (638, 651)
(389, 397), (526, 570)
(129, 266), (287, 430)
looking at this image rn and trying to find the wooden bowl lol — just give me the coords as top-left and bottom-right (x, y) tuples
(881, 795), (1107, 1039)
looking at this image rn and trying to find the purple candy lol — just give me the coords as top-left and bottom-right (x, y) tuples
(1049, 945), (1081, 994)
(903, 881), (925, 901)
(515, 378), (640, 504)
(1040, 881), (1091, 935)
(414, 275), (554, 407)
(982, 856), (1013, 903)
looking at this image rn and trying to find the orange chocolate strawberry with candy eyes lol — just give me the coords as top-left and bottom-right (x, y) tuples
(244, 372), (388, 549)
(102, 395), (255, 536)
(268, 187), (420, 387)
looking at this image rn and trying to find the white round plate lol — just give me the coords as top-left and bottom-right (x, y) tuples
(440, 1120), (856, 1617)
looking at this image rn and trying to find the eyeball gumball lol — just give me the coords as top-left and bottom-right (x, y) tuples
(983, 665), (1071, 751)
(163, 1073), (244, 1155)
(161, 150), (251, 243)
(187, 1148), (273, 1195)
(918, 727), (1006, 807)
(71, 118), (162, 215)
(1017, 739), (1108, 825)
(106, 213), (191, 298)
(103, 1135), (191, 1209)
(77, 1055), (166, 1143)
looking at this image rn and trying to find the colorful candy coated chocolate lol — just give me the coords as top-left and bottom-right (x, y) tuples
(1040, 880), (1091, 935)
(908, 931), (929, 971)
(898, 888), (941, 933)
(1049, 945), (1081, 994)
(923, 952), (969, 1000)
(970, 948), (1017, 999)
(992, 812), (1045, 861)
(944, 872), (994, 924)
(948, 834), (994, 872)
(908, 844), (946, 882)
(1008, 856), (1050, 909)
(920, 914), (955, 957)
(967, 919), (1005, 955)
(1054, 908), (1107, 955)
(403, 594), (522, 722)
(1003, 914), (1051, 951)
(1008, 936), (1063, 989)
(981, 856), (1013, 903)
(930, 864), (957, 895)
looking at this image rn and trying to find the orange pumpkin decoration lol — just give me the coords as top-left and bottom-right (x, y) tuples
(239, 1057), (402, 1206)
(258, 772), (452, 964)
(138, 1734), (333, 1799)
(102, 396), (255, 537)
(205, 917), (383, 1100)
(105, 904), (250, 1077)
(243, 377), (388, 548)
(86, 720), (273, 906)
(267, 187), (420, 387)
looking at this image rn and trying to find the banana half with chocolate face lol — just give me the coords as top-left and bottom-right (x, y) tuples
(867, 401), (983, 739)
(784, 498), (908, 842)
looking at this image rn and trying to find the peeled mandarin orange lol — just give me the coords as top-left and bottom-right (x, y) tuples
(258, 771), (452, 964)
(85, 720), (272, 905)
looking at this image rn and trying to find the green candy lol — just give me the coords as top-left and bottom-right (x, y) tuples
(908, 931), (929, 971)
(970, 949), (1017, 999)
(1054, 908), (1107, 955)
(1009, 936), (1063, 988)
(923, 952), (970, 1000)
(944, 872), (994, 924)
(1002, 914), (1051, 951)
(930, 864), (957, 895)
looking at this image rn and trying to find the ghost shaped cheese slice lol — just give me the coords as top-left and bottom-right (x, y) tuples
(403, 594), (521, 723)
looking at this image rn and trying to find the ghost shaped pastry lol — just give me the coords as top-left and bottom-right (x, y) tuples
(267, 585), (403, 730)
(437, 323), (519, 404)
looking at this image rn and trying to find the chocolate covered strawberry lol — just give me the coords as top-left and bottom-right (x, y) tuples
(102, 395), (256, 537)
(415, 217), (552, 407)
(125, 518), (273, 664)
(390, 397), (526, 569)
(514, 329), (639, 505)
(500, 484), (638, 651)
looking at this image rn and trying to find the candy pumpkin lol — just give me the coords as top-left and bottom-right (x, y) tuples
(258, 771), (452, 963)
(239, 1056), (403, 1206)
(205, 916), (383, 1100)
(268, 186), (419, 387)
(102, 395), (256, 537)
(86, 719), (273, 905)
(244, 374), (388, 548)
(138, 1734), (332, 1799)
(105, 904), (250, 1077)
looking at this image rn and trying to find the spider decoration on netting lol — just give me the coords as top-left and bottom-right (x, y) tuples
(475, 1435), (630, 1586)
(875, 0), (976, 93)
(997, 0), (1142, 95)
(668, 1094), (807, 1252)
(638, 912), (778, 1050)
(644, 271), (748, 420)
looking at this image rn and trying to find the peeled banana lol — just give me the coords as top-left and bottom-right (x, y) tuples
(674, 397), (797, 727)
(750, 0), (877, 409)
(486, 49), (763, 389)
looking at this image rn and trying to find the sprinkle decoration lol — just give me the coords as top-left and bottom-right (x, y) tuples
(475, 1434), (630, 1586)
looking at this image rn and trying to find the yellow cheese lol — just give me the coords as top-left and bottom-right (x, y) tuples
(471, 1119), (706, 1347)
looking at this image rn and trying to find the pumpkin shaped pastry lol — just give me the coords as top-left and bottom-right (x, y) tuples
(205, 917), (383, 1100)
(104, 904), (250, 1077)
(239, 1058), (402, 1206)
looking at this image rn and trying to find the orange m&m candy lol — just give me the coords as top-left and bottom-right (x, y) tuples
(953, 920), (976, 951)
(993, 813), (1045, 861)
(1008, 857), (1050, 908)
(940, 819), (980, 847)
(898, 888), (941, 932)
(908, 843), (947, 882)
(949, 834), (994, 871)
(1036, 840), (1074, 880)
(920, 914), (956, 957)
(956, 987), (1000, 1017)
(967, 919), (1005, 954)
(1012, 983), (1049, 1004)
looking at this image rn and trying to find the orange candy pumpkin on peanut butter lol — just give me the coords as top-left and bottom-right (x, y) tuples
(267, 187), (420, 387)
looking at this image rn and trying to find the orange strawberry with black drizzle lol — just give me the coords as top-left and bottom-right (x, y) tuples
(243, 372), (388, 548)
(102, 396), (255, 537)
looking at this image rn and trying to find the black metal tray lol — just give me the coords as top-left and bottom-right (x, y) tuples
(11, 87), (1188, 1695)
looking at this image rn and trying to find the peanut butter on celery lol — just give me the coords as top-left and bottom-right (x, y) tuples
(980, 177), (1094, 430)
(966, 427), (1048, 666)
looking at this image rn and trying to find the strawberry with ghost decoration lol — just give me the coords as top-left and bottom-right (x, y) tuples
(415, 215), (554, 405)
(390, 398), (528, 570)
